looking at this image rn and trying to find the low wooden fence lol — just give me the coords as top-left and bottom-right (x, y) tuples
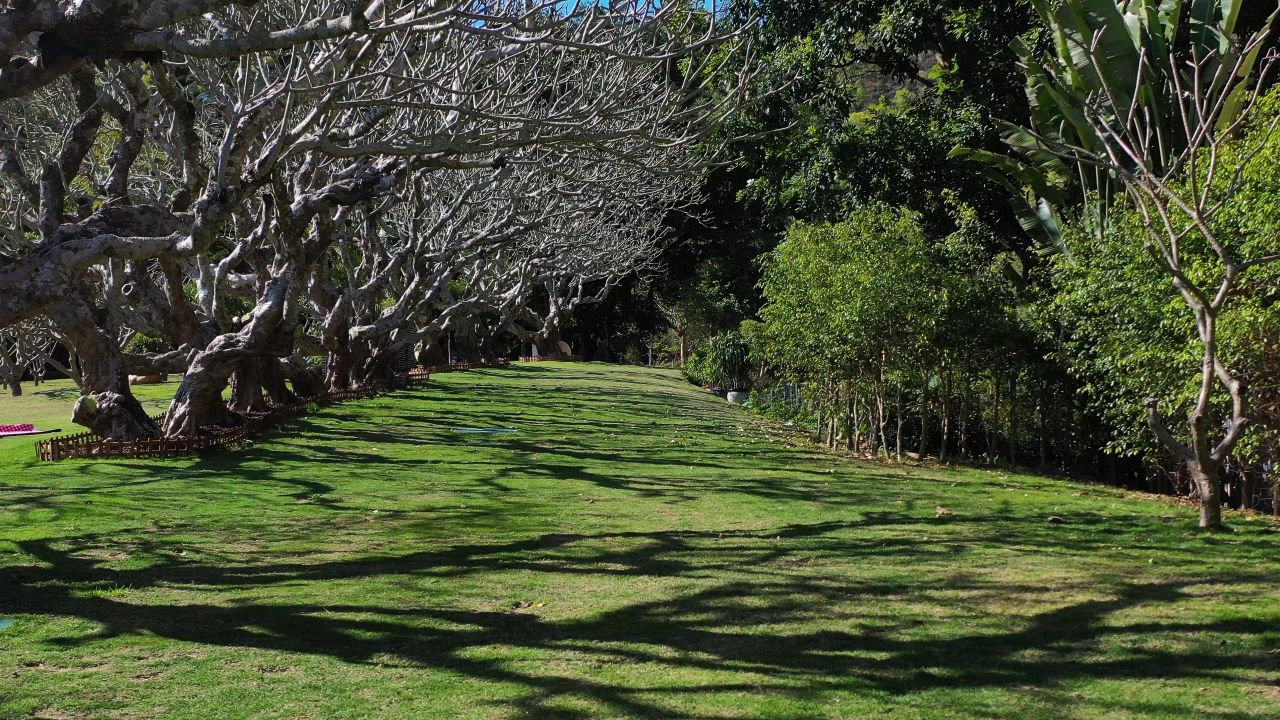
(34, 358), (512, 462)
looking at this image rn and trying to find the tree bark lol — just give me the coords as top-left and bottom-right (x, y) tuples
(918, 369), (929, 460)
(940, 365), (952, 463)
(845, 383), (855, 452)
(1190, 460), (1223, 530)
(876, 384), (889, 460)
(895, 385), (903, 462)
(452, 321), (483, 363)
(56, 298), (160, 439)
(164, 275), (293, 437)
(260, 357), (298, 406)
(814, 402), (825, 445)
(282, 356), (325, 398)
(1038, 375), (1048, 471)
(1008, 374), (1018, 468)
(228, 356), (270, 414)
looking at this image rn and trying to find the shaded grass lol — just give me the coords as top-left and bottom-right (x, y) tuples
(0, 362), (1277, 719)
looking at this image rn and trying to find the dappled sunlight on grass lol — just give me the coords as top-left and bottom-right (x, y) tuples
(1, 363), (1278, 719)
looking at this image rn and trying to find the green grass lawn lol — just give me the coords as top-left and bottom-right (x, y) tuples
(0, 377), (177, 440)
(1, 363), (1277, 719)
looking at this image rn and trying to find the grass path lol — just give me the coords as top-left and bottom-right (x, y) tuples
(0, 363), (1277, 719)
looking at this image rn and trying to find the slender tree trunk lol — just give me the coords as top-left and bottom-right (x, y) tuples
(987, 374), (999, 464)
(867, 393), (878, 455)
(846, 386), (856, 452)
(7, 380), (20, 397)
(895, 385), (903, 462)
(940, 364), (952, 463)
(1239, 466), (1254, 512)
(1008, 374), (1018, 468)
(1038, 374), (1048, 471)
(1189, 460), (1223, 529)
(875, 383), (889, 459)
(829, 379), (839, 445)
(325, 314), (356, 392)
(861, 393), (868, 451)
(1144, 313), (1240, 530)
(918, 369), (929, 460)
(814, 399), (825, 445)
(68, 350), (84, 389)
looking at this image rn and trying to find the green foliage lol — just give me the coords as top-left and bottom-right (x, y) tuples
(714, 0), (1040, 251)
(682, 330), (753, 391)
(703, 331), (753, 391)
(757, 205), (948, 381)
(728, 0), (1036, 116)
(958, 0), (1279, 241)
(742, 95), (996, 233)
(1049, 89), (1280, 459)
(123, 333), (172, 355)
(682, 343), (710, 386)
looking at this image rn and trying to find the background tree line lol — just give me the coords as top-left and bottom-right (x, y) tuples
(592, 0), (1280, 524)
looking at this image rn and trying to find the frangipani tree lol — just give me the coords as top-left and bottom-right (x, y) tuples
(966, 0), (1279, 528)
(0, 1), (760, 439)
(0, 318), (56, 396)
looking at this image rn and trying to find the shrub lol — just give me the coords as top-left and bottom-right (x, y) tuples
(682, 343), (712, 386)
(123, 334), (171, 355)
(683, 332), (755, 391)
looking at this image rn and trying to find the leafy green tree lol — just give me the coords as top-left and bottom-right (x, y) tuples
(982, 0), (1279, 528)
(1050, 88), (1280, 514)
(729, 0), (1037, 117)
(720, 0), (1040, 239)
(759, 205), (951, 457)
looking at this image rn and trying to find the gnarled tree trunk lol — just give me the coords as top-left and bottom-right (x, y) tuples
(261, 357), (298, 406)
(164, 276), (294, 437)
(228, 356), (271, 414)
(57, 298), (160, 439)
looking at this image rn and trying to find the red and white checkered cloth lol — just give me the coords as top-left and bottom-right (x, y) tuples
(0, 424), (38, 436)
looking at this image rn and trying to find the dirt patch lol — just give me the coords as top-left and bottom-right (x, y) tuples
(1244, 682), (1280, 705)
(20, 661), (111, 673)
(32, 709), (91, 720)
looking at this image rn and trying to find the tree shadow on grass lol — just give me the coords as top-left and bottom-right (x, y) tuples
(7, 365), (1278, 717)
(5, 516), (1278, 718)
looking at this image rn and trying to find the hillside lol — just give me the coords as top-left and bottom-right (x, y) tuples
(1, 363), (1277, 719)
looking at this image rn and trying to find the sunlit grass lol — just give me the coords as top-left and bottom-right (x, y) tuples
(1, 363), (1277, 719)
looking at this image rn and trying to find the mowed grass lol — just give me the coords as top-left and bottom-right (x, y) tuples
(0, 377), (178, 438)
(0, 363), (1277, 720)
